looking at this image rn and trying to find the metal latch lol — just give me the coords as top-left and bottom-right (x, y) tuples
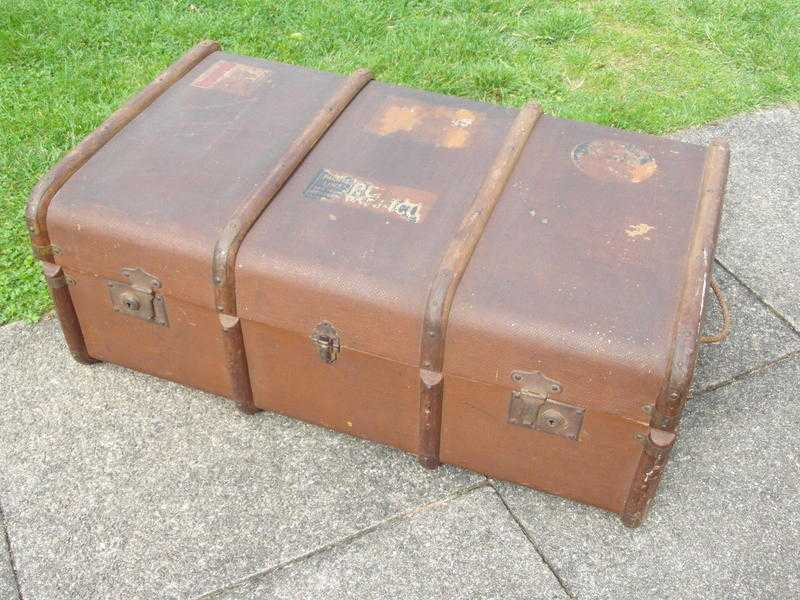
(311, 321), (340, 363)
(508, 370), (584, 440)
(107, 267), (168, 326)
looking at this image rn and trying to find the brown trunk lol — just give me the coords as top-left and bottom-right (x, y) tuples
(30, 42), (728, 526)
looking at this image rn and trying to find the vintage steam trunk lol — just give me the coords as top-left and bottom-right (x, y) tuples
(28, 42), (729, 526)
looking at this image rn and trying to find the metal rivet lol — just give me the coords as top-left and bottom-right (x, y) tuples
(642, 404), (654, 415)
(634, 432), (646, 442)
(512, 373), (523, 383)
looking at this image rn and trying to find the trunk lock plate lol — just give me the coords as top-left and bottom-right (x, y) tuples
(107, 267), (168, 326)
(311, 321), (340, 364)
(508, 370), (584, 440)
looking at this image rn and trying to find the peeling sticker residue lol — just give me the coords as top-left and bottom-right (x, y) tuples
(451, 114), (475, 128)
(191, 60), (270, 96)
(373, 104), (423, 134)
(304, 168), (435, 224)
(368, 97), (482, 148)
(572, 139), (657, 183)
(625, 223), (655, 238)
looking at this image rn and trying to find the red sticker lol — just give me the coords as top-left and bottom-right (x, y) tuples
(191, 60), (270, 96)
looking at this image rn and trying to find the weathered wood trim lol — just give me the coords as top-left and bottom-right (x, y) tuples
(42, 262), (97, 364)
(652, 139), (730, 431)
(623, 139), (729, 527)
(211, 68), (374, 315)
(417, 103), (543, 468)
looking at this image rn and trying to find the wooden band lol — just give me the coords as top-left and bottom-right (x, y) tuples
(211, 68), (374, 315)
(42, 262), (97, 364)
(621, 428), (676, 527)
(651, 139), (730, 431)
(417, 103), (543, 468)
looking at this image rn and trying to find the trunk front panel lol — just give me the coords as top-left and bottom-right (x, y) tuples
(440, 375), (647, 513)
(242, 320), (420, 453)
(66, 268), (233, 397)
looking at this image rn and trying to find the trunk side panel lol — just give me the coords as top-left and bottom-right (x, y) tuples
(67, 269), (233, 397)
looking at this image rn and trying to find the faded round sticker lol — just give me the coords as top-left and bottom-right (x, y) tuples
(571, 139), (657, 183)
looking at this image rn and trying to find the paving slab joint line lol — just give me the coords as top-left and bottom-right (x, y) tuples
(0, 499), (23, 600)
(698, 348), (800, 396)
(714, 258), (800, 336)
(192, 478), (492, 599)
(489, 481), (576, 599)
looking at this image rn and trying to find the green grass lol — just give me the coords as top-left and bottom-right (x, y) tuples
(2, 0), (799, 323)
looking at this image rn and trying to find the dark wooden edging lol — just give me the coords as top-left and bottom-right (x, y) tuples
(42, 263), (96, 364)
(621, 138), (730, 527)
(652, 139), (730, 432)
(621, 428), (676, 527)
(211, 68), (373, 412)
(417, 103), (543, 469)
(211, 68), (374, 315)
(26, 40), (221, 363)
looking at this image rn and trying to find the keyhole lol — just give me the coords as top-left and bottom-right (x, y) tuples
(121, 294), (140, 312)
(539, 408), (565, 430)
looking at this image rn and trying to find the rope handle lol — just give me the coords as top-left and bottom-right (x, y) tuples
(700, 276), (731, 344)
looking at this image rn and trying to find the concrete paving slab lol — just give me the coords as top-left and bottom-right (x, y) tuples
(694, 264), (800, 391)
(0, 511), (19, 600)
(206, 486), (568, 600)
(496, 354), (800, 600)
(0, 318), (482, 600)
(677, 106), (800, 329)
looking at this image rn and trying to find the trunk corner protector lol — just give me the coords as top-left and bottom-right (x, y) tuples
(622, 427), (677, 528)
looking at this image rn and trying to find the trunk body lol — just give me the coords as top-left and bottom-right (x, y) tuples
(29, 43), (728, 526)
